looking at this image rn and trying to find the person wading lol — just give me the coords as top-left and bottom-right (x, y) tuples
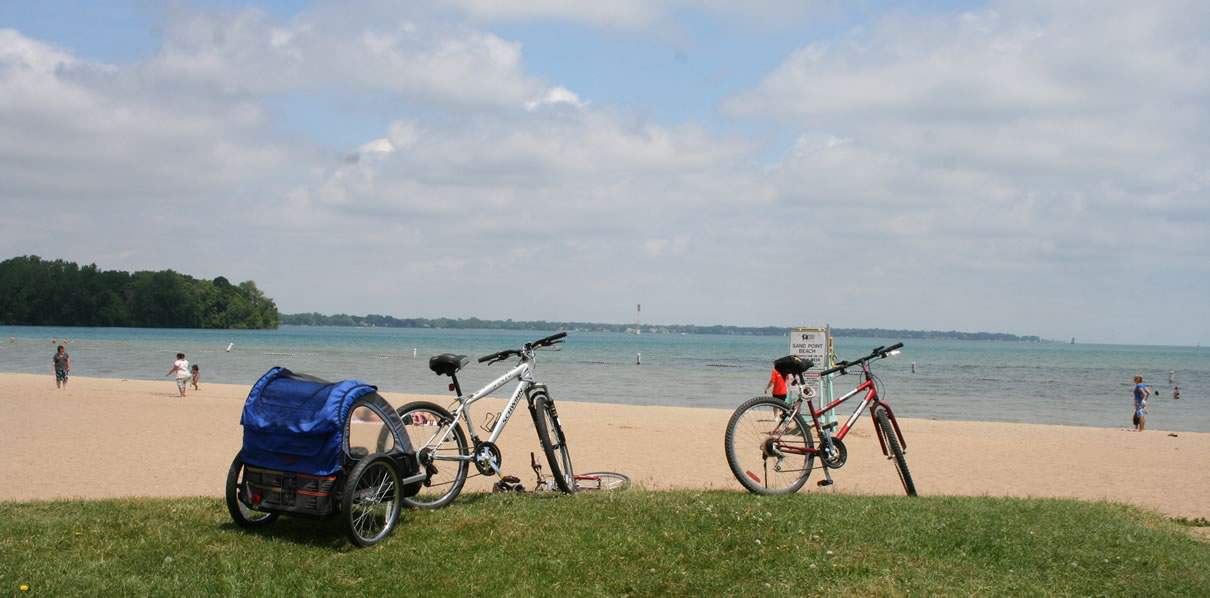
(1132, 375), (1151, 432)
(52, 345), (71, 389)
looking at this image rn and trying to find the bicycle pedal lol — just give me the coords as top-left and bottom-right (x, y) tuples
(817, 480), (833, 487)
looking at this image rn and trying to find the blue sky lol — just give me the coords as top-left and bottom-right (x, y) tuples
(1, 1), (1207, 344)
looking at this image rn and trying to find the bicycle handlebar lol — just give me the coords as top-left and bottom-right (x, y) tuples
(478, 332), (568, 364)
(820, 342), (904, 376)
(527, 332), (567, 348)
(478, 349), (518, 363)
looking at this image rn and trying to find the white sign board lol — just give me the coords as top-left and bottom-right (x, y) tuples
(790, 327), (829, 403)
(790, 328), (828, 370)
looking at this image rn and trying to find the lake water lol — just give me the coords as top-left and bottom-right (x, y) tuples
(2, 325), (1206, 432)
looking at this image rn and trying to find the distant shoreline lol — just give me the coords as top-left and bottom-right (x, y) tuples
(278, 313), (1043, 342)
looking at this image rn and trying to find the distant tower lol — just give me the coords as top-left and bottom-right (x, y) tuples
(635, 304), (641, 335)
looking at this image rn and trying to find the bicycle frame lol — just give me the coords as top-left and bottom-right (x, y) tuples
(779, 362), (908, 458)
(420, 356), (538, 465)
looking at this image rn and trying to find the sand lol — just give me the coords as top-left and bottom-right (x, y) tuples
(1, 373), (1207, 519)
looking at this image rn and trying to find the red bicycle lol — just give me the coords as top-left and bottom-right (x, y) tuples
(724, 343), (916, 496)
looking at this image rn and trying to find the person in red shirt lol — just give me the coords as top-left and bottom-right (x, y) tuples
(764, 367), (789, 400)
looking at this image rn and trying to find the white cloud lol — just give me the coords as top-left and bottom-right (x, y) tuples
(0, 29), (289, 203)
(643, 235), (690, 257)
(440, 0), (830, 29)
(441, 0), (659, 28)
(0, 29), (75, 70)
(525, 86), (586, 111)
(725, 2), (1210, 296)
(358, 138), (395, 155)
(143, 6), (545, 107)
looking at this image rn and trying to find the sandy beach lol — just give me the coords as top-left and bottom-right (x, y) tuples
(1, 373), (1207, 519)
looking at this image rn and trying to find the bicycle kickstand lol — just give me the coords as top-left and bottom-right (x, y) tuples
(530, 452), (546, 488)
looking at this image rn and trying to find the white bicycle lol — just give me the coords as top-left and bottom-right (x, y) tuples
(380, 332), (574, 508)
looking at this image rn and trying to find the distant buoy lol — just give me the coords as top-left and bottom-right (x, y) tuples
(226, 342), (234, 352)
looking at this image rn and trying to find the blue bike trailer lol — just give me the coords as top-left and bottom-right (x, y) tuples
(239, 367), (416, 477)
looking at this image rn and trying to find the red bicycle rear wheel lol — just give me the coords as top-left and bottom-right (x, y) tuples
(724, 397), (814, 495)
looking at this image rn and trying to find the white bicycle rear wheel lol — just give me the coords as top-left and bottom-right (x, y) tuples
(574, 472), (630, 491)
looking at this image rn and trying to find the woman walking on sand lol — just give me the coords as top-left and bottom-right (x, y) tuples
(167, 353), (191, 398)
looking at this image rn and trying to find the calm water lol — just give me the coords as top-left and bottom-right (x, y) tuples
(2, 326), (1206, 432)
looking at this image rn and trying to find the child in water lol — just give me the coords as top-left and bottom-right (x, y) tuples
(191, 364), (201, 391)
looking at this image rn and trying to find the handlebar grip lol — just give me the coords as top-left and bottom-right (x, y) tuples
(478, 352), (502, 363)
(821, 341), (904, 375)
(533, 331), (568, 346)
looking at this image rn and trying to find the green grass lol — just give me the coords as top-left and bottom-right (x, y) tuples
(2, 492), (1208, 596)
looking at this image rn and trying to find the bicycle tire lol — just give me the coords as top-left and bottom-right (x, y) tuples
(874, 406), (917, 497)
(391, 401), (469, 509)
(575, 472), (630, 492)
(724, 397), (814, 495)
(342, 452), (402, 547)
(531, 393), (575, 494)
(225, 454), (280, 528)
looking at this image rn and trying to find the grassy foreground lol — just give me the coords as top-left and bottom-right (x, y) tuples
(2, 491), (1208, 596)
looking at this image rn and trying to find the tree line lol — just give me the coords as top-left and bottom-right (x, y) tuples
(0, 256), (279, 329)
(280, 312), (1040, 342)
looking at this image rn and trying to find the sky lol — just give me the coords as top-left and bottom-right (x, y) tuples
(1, 1), (1207, 345)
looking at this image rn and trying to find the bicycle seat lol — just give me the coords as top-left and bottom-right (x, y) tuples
(429, 353), (469, 377)
(773, 355), (813, 376)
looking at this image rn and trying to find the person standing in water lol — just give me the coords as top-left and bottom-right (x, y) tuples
(167, 353), (190, 398)
(1133, 375), (1151, 432)
(52, 345), (71, 389)
(1173, 386), (1181, 401)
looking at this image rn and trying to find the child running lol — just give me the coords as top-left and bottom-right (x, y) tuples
(190, 364), (201, 391)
